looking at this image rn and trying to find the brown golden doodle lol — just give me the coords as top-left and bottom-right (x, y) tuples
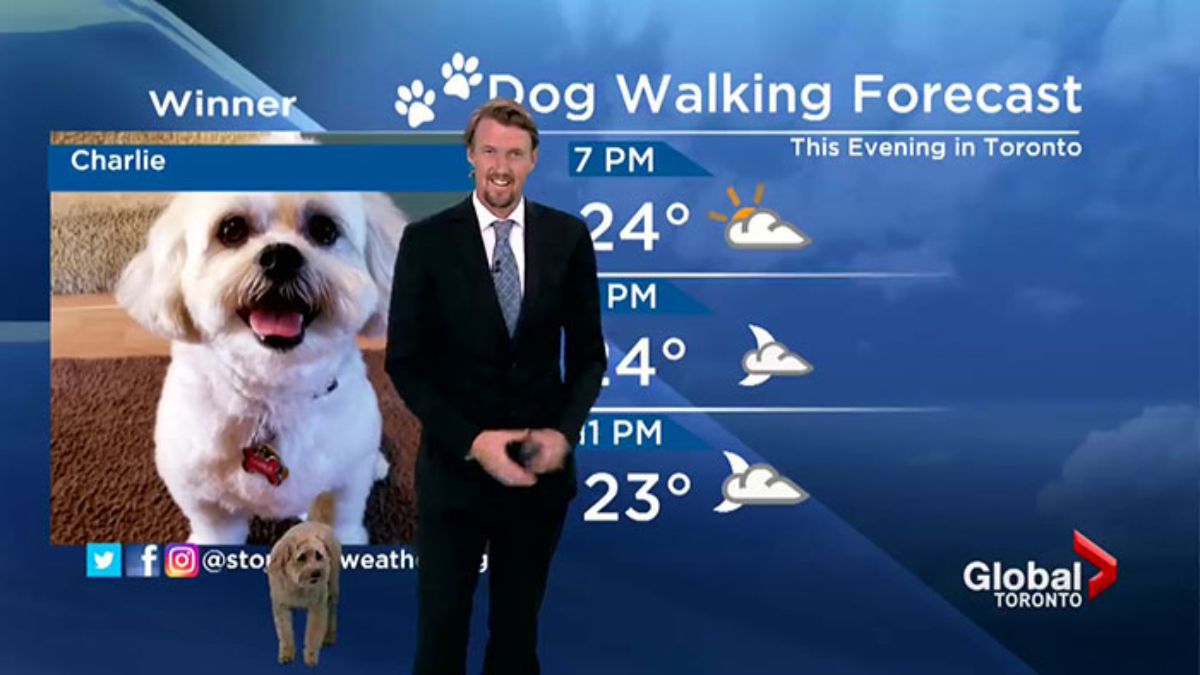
(267, 492), (341, 666)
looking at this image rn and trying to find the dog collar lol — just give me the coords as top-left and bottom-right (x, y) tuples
(239, 379), (334, 486)
(242, 442), (289, 486)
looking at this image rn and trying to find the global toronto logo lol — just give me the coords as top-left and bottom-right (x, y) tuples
(395, 52), (485, 128)
(963, 531), (1117, 609)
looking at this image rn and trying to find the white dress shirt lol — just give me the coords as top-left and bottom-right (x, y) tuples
(472, 191), (526, 292)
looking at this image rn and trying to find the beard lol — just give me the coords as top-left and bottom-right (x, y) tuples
(481, 171), (519, 211)
(484, 188), (516, 210)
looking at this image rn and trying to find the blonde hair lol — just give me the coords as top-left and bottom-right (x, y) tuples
(464, 99), (539, 151)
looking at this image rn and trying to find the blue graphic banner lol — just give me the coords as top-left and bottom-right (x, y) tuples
(48, 144), (471, 192)
(568, 141), (712, 176)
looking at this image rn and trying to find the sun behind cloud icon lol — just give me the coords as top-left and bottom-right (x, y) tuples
(727, 209), (810, 249)
(708, 183), (811, 250)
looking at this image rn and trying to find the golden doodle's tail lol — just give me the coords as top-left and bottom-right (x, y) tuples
(308, 491), (337, 527)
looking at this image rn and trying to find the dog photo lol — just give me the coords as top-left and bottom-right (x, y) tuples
(115, 190), (403, 544)
(49, 131), (442, 546)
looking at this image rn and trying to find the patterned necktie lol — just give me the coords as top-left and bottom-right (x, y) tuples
(490, 219), (521, 336)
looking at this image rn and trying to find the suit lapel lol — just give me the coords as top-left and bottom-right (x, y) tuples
(450, 198), (509, 347)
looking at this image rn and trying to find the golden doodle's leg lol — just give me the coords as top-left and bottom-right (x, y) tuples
(325, 592), (339, 646)
(325, 560), (340, 646)
(304, 603), (328, 667)
(273, 603), (295, 664)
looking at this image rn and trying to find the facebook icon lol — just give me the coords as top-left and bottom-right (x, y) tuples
(124, 544), (161, 578)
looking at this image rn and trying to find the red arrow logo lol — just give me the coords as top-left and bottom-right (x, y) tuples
(1074, 530), (1117, 600)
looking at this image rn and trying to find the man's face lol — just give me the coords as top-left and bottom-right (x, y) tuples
(468, 117), (537, 215)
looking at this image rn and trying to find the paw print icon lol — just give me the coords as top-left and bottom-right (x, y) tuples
(441, 52), (483, 100)
(395, 79), (436, 128)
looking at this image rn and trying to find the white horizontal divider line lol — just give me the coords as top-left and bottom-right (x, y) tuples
(544, 129), (1080, 137)
(383, 129), (1080, 137)
(598, 272), (947, 279)
(591, 406), (945, 414)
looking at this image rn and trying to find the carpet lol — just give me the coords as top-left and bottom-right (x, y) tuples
(51, 192), (169, 295)
(50, 131), (281, 295)
(50, 350), (419, 546)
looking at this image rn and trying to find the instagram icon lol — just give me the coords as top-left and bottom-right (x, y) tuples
(164, 544), (199, 578)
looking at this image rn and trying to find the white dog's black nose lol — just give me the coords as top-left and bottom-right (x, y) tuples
(258, 243), (304, 281)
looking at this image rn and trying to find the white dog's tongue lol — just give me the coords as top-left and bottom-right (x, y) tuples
(249, 309), (304, 338)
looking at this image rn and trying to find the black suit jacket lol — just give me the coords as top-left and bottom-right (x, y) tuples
(385, 196), (607, 508)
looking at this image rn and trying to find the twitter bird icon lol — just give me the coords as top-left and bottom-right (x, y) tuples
(86, 543), (122, 578)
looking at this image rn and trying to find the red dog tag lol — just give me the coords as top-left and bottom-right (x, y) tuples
(242, 443), (289, 486)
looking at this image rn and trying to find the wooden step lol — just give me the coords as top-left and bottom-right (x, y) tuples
(52, 294), (385, 359)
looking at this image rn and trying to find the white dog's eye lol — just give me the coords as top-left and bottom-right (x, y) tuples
(315, 551), (324, 562)
(306, 213), (340, 247)
(217, 215), (251, 247)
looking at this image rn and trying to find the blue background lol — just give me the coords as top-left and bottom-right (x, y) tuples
(2, 1), (1197, 673)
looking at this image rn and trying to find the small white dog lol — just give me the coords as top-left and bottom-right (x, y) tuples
(117, 192), (405, 544)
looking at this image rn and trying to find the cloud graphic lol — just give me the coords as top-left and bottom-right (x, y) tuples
(723, 464), (808, 505)
(743, 342), (812, 376)
(725, 209), (810, 250)
(1015, 287), (1083, 321)
(1038, 405), (1198, 570)
(1040, 404), (1199, 516)
(714, 451), (809, 512)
